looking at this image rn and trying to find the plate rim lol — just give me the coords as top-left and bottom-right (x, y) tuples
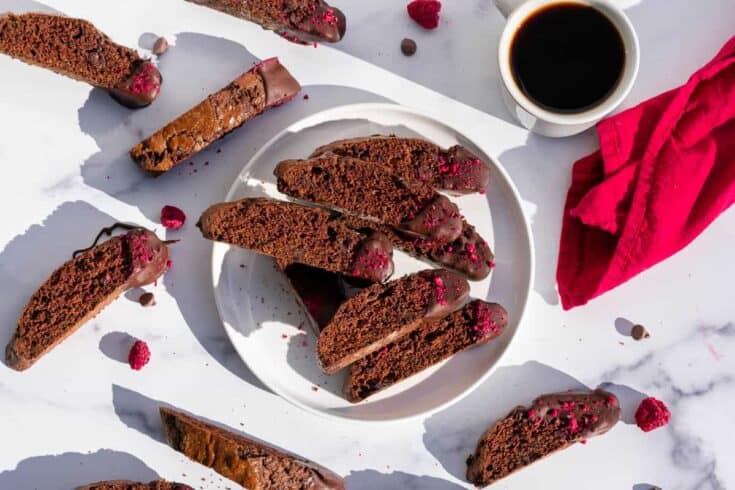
(210, 102), (535, 424)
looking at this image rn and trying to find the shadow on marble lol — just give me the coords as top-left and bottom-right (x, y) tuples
(331, 0), (515, 123)
(112, 384), (335, 467)
(0, 448), (159, 490)
(615, 317), (636, 337)
(496, 131), (598, 306)
(0, 201), (119, 363)
(0, 0), (60, 14)
(632, 484), (660, 490)
(99, 331), (137, 364)
(345, 469), (465, 490)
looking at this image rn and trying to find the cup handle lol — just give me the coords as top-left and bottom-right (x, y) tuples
(495, 0), (525, 18)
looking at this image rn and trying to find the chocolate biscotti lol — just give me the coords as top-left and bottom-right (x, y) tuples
(345, 300), (508, 402)
(77, 481), (192, 490)
(198, 198), (394, 283)
(0, 13), (161, 108)
(160, 407), (344, 490)
(275, 154), (463, 243)
(185, 0), (346, 44)
(5, 225), (170, 371)
(466, 390), (621, 487)
(311, 136), (491, 194)
(130, 58), (300, 176)
(317, 269), (470, 374)
(344, 215), (494, 280)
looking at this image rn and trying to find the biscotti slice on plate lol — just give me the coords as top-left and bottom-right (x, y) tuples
(185, 0), (346, 44)
(281, 263), (353, 330)
(317, 269), (470, 374)
(131, 58), (300, 176)
(77, 481), (192, 490)
(312, 136), (491, 194)
(345, 215), (495, 281)
(275, 154), (463, 243)
(0, 13), (161, 108)
(345, 300), (508, 402)
(160, 407), (345, 490)
(5, 225), (171, 371)
(198, 198), (394, 283)
(466, 389), (621, 487)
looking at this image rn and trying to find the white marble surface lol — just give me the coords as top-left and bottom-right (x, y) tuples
(0, 0), (734, 488)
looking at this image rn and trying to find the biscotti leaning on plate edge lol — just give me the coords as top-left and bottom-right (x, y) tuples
(311, 135), (491, 195)
(77, 481), (192, 490)
(5, 224), (172, 371)
(466, 389), (621, 487)
(130, 58), (300, 176)
(0, 13), (161, 108)
(160, 406), (345, 489)
(185, 0), (346, 44)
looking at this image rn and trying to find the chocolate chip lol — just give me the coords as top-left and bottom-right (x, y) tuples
(401, 38), (417, 56)
(139, 292), (156, 307)
(631, 324), (650, 340)
(153, 37), (169, 55)
(87, 51), (104, 68)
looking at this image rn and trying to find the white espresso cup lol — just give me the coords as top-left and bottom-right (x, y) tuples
(496, 0), (640, 137)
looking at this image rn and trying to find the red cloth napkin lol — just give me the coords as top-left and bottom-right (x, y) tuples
(557, 36), (735, 310)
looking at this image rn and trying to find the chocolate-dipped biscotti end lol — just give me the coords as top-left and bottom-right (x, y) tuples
(317, 269), (470, 374)
(466, 389), (621, 487)
(185, 0), (346, 44)
(130, 58), (299, 176)
(197, 198), (393, 283)
(159, 407), (345, 490)
(311, 136), (491, 194)
(275, 154), (463, 243)
(77, 481), (193, 490)
(5, 224), (170, 371)
(0, 13), (161, 109)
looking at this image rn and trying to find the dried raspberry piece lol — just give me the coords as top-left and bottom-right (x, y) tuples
(160, 205), (186, 230)
(128, 340), (151, 370)
(635, 397), (671, 432)
(407, 0), (442, 30)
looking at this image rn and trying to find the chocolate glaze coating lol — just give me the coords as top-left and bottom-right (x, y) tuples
(350, 232), (394, 283)
(402, 195), (463, 243)
(125, 229), (170, 288)
(254, 57), (302, 107)
(423, 269), (470, 318)
(279, 1), (347, 44)
(440, 146), (491, 195)
(109, 60), (162, 108)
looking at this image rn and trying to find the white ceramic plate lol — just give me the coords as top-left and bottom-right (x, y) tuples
(211, 103), (533, 423)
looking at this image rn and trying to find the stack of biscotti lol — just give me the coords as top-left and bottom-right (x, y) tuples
(197, 135), (504, 402)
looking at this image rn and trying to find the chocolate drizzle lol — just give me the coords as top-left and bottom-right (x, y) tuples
(72, 222), (138, 258)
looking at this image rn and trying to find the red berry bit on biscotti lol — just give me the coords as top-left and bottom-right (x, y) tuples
(407, 0), (442, 30)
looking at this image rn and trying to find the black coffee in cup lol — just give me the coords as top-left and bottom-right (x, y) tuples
(510, 3), (625, 113)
